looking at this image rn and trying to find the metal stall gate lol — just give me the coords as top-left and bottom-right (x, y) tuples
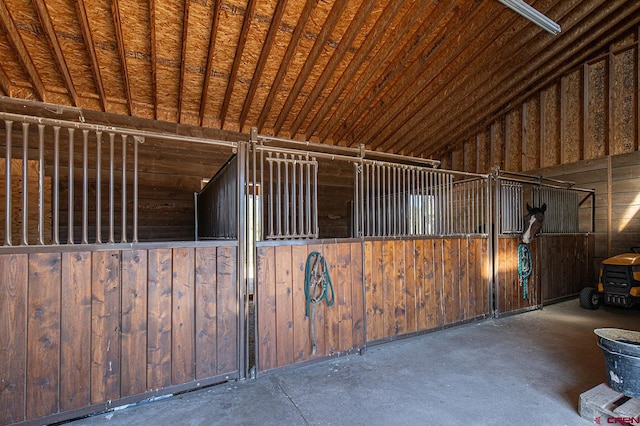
(0, 109), (242, 426)
(493, 168), (596, 316)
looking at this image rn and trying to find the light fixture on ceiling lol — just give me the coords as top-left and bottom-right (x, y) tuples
(498, 0), (561, 35)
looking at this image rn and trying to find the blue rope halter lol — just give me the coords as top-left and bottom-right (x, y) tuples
(518, 243), (532, 299)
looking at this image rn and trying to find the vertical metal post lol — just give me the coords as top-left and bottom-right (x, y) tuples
(284, 156), (289, 237)
(312, 158), (318, 237)
(4, 121), (12, 246)
(38, 124), (45, 245)
(109, 132), (115, 243)
(237, 138), (247, 380)
(68, 128), (75, 244)
(53, 126), (60, 245)
(276, 154), (281, 237)
(268, 153), (273, 238)
(96, 131), (102, 243)
(82, 130), (89, 244)
(291, 156), (297, 236)
(21, 123), (29, 245)
(133, 136), (141, 242)
(121, 134), (127, 243)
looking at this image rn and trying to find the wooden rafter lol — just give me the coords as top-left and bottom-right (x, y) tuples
(288, 0), (376, 137)
(303, 0), (410, 140)
(199, 0), (222, 126)
(0, 65), (11, 95)
(177, 0), (191, 122)
(33, 0), (79, 105)
(220, 0), (257, 129)
(238, 0), (289, 130)
(0, 1), (46, 101)
(358, 0), (497, 151)
(256, 0), (316, 132)
(75, 0), (107, 111)
(399, 0), (618, 156)
(427, 1), (640, 159)
(111, 0), (133, 115)
(272, 0), (348, 135)
(314, 0), (442, 142)
(149, 0), (157, 119)
(380, 0), (572, 154)
(327, 1), (455, 145)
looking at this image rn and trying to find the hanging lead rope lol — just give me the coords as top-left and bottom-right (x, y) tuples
(518, 243), (532, 299)
(304, 251), (334, 355)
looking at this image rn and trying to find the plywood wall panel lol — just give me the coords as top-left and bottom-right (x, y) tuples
(611, 47), (636, 155)
(523, 96), (540, 170)
(541, 83), (560, 167)
(506, 108), (522, 171)
(561, 69), (583, 164)
(587, 60), (608, 159)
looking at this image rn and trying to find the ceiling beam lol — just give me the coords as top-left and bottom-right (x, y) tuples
(0, 1), (46, 101)
(430, 3), (640, 159)
(238, 0), (289, 131)
(256, 0), (316, 132)
(199, 0), (222, 126)
(220, 0), (257, 129)
(149, 0), (157, 119)
(33, 0), (79, 105)
(289, 0), (376, 137)
(329, 1), (457, 146)
(75, 0), (107, 111)
(111, 0), (133, 115)
(177, 0), (191, 122)
(272, 0), (348, 136)
(403, 0), (627, 157)
(0, 65), (11, 95)
(303, 0), (413, 140)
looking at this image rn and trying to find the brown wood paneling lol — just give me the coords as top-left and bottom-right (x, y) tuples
(291, 244), (310, 362)
(382, 240), (395, 338)
(443, 238), (460, 325)
(393, 240), (406, 335)
(365, 240), (383, 341)
(91, 250), (121, 404)
(307, 242), (326, 357)
(459, 238), (469, 320)
(120, 250), (148, 397)
(275, 245), (294, 366)
(171, 248), (195, 384)
(422, 239), (437, 329)
(147, 248), (173, 389)
(60, 251), (91, 411)
(404, 239), (417, 334)
(350, 242), (365, 349)
(322, 242), (340, 355)
(195, 246), (218, 379)
(433, 239), (444, 327)
(336, 242), (353, 352)
(26, 252), (61, 419)
(0, 254), (27, 425)
(215, 246), (237, 375)
(256, 246), (276, 371)
(414, 239), (428, 330)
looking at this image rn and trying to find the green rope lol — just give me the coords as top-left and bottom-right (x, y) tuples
(518, 243), (532, 299)
(304, 252), (334, 355)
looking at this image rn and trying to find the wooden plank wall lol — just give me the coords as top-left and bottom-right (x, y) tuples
(0, 244), (238, 426)
(441, 31), (639, 174)
(255, 240), (364, 373)
(532, 150), (640, 280)
(364, 237), (489, 343)
(495, 235), (594, 315)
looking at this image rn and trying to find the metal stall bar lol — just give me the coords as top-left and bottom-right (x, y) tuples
(121, 134), (127, 243)
(21, 123), (28, 245)
(133, 136), (140, 243)
(82, 130), (89, 244)
(38, 124), (45, 245)
(96, 132), (102, 244)
(53, 126), (60, 245)
(4, 120), (12, 246)
(109, 132), (115, 244)
(68, 128), (74, 244)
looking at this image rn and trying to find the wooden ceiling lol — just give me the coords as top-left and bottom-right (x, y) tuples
(0, 0), (638, 158)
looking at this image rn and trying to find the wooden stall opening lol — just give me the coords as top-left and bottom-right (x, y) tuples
(492, 168), (596, 316)
(0, 105), (244, 426)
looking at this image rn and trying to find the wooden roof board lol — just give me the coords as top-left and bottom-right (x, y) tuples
(0, 0), (638, 160)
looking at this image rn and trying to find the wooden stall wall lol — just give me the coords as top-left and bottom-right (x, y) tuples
(255, 240), (364, 374)
(0, 243), (238, 426)
(364, 237), (489, 343)
(495, 234), (595, 316)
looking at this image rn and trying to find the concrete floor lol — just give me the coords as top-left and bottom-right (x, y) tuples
(68, 300), (639, 426)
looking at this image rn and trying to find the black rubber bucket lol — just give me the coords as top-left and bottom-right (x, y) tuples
(594, 328), (640, 398)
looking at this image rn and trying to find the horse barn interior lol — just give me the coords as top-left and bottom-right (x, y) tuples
(1, 0), (640, 425)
